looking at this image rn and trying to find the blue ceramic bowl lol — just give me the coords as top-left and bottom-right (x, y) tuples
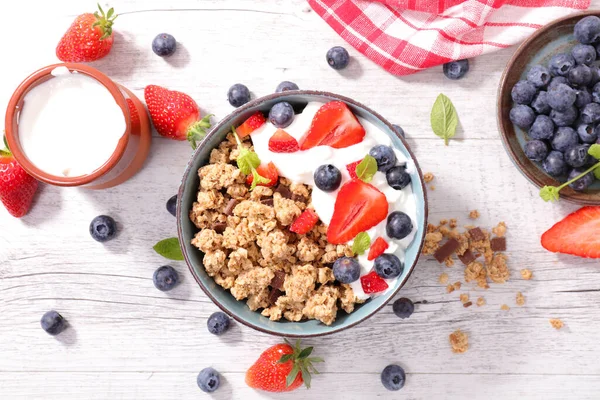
(177, 91), (428, 337)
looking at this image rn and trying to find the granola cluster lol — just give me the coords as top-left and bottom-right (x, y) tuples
(189, 133), (361, 325)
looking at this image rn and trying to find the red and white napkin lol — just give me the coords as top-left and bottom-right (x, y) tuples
(308, 0), (591, 76)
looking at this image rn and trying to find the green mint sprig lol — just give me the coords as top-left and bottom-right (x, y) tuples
(355, 155), (377, 183)
(232, 127), (269, 190)
(153, 237), (184, 260)
(430, 93), (458, 145)
(352, 232), (371, 255)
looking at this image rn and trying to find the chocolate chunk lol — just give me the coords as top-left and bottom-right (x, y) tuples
(463, 301), (473, 308)
(270, 271), (286, 290)
(468, 227), (485, 242)
(291, 194), (307, 203)
(211, 222), (227, 234)
(458, 249), (476, 266)
(261, 198), (274, 207)
(224, 199), (239, 216)
(490, 237), (507, 252)
(274, 184), (293, 199)
(433, 238), (459, 263)
(268, 288), (283, 305)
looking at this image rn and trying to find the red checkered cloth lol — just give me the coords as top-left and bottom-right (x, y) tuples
(308, 0), (591, 76)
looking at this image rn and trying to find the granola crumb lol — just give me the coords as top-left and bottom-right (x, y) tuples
(468, 210), (480, 219)
(492, 222), (507, 237)
(550, 319), (564, 330)
(501, 304), (510, 311)
(520, 268), (533, 280)
(444, 257), (454, 267)
(459, 293), (469, 304)
(476, 297), (485, 307)
(429, 185), (436, 191)
(424, 172), (434, 183)
(449, 329), (469, 354)
(449, 219), (457, 229)
(453, 281), (462, 290)
(439, 272), (449, 284)
(516, 292), (525, 306)
(446, 284), (455, 293)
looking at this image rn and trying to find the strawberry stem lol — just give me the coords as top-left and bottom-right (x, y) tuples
(186, 114), (212, 150)
(93, 3), (117, 40)
(1, 134), (11, 157)
(278, 339), (323, 389)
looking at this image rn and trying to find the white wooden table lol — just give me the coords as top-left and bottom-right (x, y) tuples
(2, 1), (600, 399)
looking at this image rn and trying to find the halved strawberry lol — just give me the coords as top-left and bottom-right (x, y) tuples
(327, 180), (388, 244)
(346, 159), (362, 180)
(361, 271), (389, 294)
(246, 162), (279, 187)
(541, 206), (600, 258)
(368, 237), (389, 261)
(269, 129), (299, 153)
(290, 209), (319, 234)
(237, 112), (267, 138)
(299, 101), (365, 150)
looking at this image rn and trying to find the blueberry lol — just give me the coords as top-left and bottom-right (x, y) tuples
(386, 211), (413, 240)
(381, 364), (406, 391)
(528, 115), (554, 140)
(574, 16), (600, 44)
(197, 367), (220, 393)
(543, 151), (568, 177)
(443, 59), (469, 80)
(568, 168), (595, 191)
(166, 194), (177, 217)
(565, 145), (591, 168)
(268, 101), (294, 128)
(511, 80), (537, 105)
(40, 311), (67, 336)
(207, 312), (230, 335)
(551, 127), (579, 152)
(524, 140), (549, 162)
(526, 65), (551, 88)
(581, 102), (600, 124)
(575, 88), (592, 108)
(392, 124), (405, 137)
(275, 81), (299, 92)
(152, 33), (177, 57)
(572, 44), (597, 65)
(227, 83), (251, 107)
(591, 66), (600, 85)
(153, 265), (179, 291)
(548, 53), (575, 76)
(547, 83), (576, 111)
(550, 105), (578, 127)
(386, 165), (411, 190)
(89, 215), (117, 242)
(392, 297), (414, 319)
(326, 46), (350, 70)
(568, 64), (593, 87)
(314, 164), (342, 192)
(577, 123), (598, 143)
(509, 105), (535, 128)
(332, 257), (360, 284)
(531, 91), (551, 115)
(592, 82), (600, 103)
(369, 145), (397, 172)
(374, 254), (404, 279)
(548, 76), (568, 90)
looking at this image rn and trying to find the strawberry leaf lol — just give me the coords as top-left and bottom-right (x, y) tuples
(278, 354), (294, 364)
(286, 364), (300, 387)
(153, 238), (184, 260)
(352, 232), (370, 255)
(298, 347), (313, 359)
(355, 155), (377, 183)
(301, 366), (311, 388)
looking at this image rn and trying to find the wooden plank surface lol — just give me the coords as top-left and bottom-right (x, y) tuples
(1, 1), (600, 399)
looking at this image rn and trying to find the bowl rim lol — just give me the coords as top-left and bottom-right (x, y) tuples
(497, 10), (600, 206)
(177, 90), (428, 337)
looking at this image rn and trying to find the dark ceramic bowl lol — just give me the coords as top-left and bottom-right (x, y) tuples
(498, 11), (600, 205)
(177, 91), (428, 337)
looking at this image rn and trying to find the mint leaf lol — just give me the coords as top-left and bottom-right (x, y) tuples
(539, 161), (600, 202)
(250, 169), (270, 190)
(153, 238), (184, 260)
(589, 144), (600, 160)
(352, 232), (371, 255)
(237, 148), (261, 175)
(355, 155), (377, 183)
(431, 94), (458, 145)
(539, 186), (560, 202)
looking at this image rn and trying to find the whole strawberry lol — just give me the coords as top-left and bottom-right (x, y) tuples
(144, 85), (212, 149)
(0, 138), (38, 218)
(246, 339), (323, 392)
(56, 4), (117, 63)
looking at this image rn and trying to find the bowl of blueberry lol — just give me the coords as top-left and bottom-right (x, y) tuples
(498, 12), (600, 204)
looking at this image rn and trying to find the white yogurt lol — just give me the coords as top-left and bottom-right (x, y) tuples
(251, 102), (418, 300)
(18, 66), (127, 177)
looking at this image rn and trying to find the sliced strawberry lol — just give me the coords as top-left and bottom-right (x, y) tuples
(361, 271), (389, 294)
(368, 237), (389, 261)
(346, 159), (362, 180)
(541, 206), (600, 258)
(299, 101), (366, 150)
(327, 180), (388, 244)
(237, 112), (267, 138)
(290, 209), (319, 234)
(268, 129), (299, 153)
(246, 162), (279, 187)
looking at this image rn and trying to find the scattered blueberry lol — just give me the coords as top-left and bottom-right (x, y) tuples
(550, 105), (578, 127)
(275, 81), (299, 92)
(326, 46), (350, 70)
(386, 165), (411, 190)
(548, 53), (575, 77)
(392, 297), (414, 319)
(526, 65), (551, 88)
(547, 83), (576, 111)
(207, 312), (230, 335)
(511, 80), (537, 105)
(524, 140), (549, 162)
(531, 91), (551, 115)
(575, 88), (592, 108)
(197, 367), (220, 393)
(528, 115), (554, 140)
(574, 16), (600, 44)
(565, 145), (591, 168)
(386, 211), (413, 240)
(381, 364), (406, 391)
(443, 59), (469, 80)
(314, 164), (342, 192)
(568, 64), (593, 87)
(543, 151), (568, 177)
(153, 266), (179, 291)
(577, 123), (598, 143)
(166, 195), (177, 217)
(581, 102), (600, 124)
(572, 43), (597, 65)
(40, 311), (67, 336)
(392, 124), (405, 137)
(551, 127), (579, 152)
(509, 105), (535, 128)
(89, 215), (117, 242)
(268, 101), (294, 128)
(592, 82), (600, 103)
(152, 33), (177, 57)
(333, 257), (361, 284)
(369, 145), (397, 172)
(227, 83), (251, 107)
(568, 168), (595, 191)
(374, 254), (404, 279)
